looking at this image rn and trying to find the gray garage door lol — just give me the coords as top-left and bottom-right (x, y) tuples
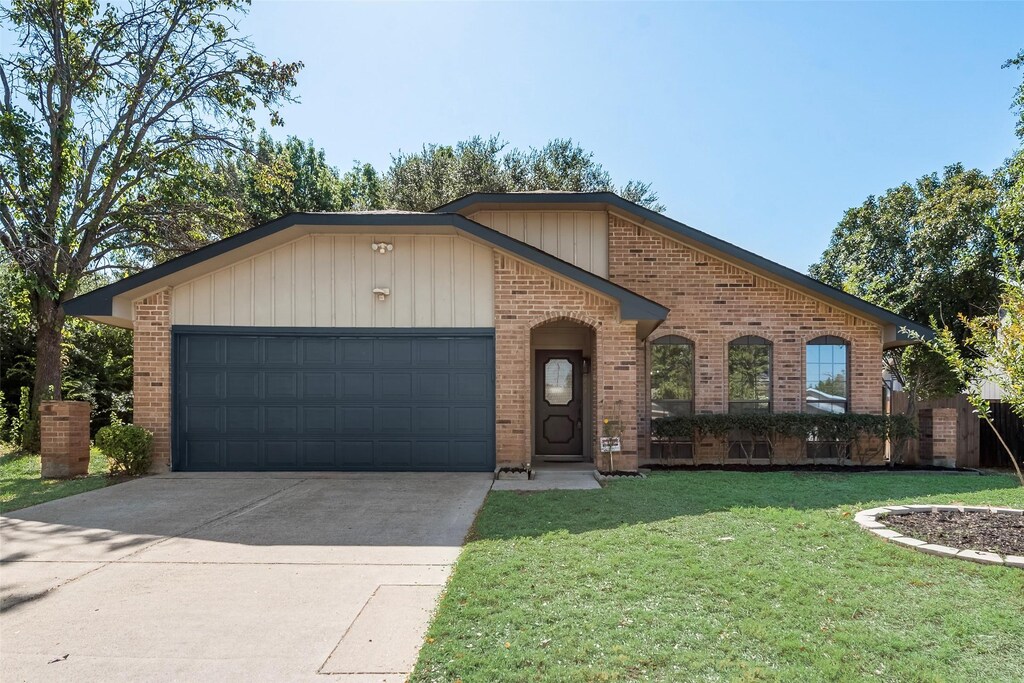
(173, 328), (495, 472)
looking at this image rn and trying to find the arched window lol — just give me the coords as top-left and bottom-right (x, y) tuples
(651, 336), (694, 418)
(728, 336), (772, 413)
(806, 336), (849, 413)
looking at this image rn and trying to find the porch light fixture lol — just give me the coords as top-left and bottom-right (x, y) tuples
(372, 287), (390, 301)
(371, 241), (393, 254)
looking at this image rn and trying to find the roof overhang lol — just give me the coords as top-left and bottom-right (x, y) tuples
(64, 212), (668, 337)
(435, 192), (933, 349)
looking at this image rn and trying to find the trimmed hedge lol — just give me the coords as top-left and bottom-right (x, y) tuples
(652, 412), (917, 465)
(95, 423), (153, 475)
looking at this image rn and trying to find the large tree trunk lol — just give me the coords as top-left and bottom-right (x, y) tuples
(28, 294), (66, 449)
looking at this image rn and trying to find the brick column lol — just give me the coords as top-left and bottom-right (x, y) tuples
(595, 320), (639, 472)
(39, 400), (91, 478)
(918, 407), (957, 468)
(133, 289), (172, 472)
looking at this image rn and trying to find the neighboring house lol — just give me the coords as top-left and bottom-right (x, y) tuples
(65, 192), (928, 473)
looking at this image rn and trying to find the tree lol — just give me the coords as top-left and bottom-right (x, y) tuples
(219, 131), (352, 226)
(383, 135), (665, 212)
(0, 0), (301, 440)
(914, 224), (1024, 485)
(809, 164), (1003, 410)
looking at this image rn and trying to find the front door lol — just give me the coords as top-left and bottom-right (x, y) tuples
(535, 350), (584, 456)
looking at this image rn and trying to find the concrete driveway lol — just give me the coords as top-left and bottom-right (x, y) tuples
(0, 472), (492, 682)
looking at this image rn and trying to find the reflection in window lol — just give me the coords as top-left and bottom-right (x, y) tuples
(544, 358), (573, 405)
(806, 336), (849, 413)
(728, 336), (772, 413)
(651, 336), (694, 419)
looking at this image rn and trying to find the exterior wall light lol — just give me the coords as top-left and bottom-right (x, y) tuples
(372, 287), (390, 301)
(371, 242), (393, 254)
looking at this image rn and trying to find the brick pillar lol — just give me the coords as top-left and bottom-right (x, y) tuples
(919, 407), (957, 468)
(39, 400), (91, 478)
(595, 321), (639, 472)
(133, 289), (172, 472)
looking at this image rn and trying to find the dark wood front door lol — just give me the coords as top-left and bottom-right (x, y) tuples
(535, 350), (584, 456)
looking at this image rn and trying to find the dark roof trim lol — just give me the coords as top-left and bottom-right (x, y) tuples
(64, 212), (668, 323)
(434, 192), (933, 341)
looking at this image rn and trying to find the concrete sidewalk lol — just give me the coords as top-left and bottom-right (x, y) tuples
(1, 472), (491, 682)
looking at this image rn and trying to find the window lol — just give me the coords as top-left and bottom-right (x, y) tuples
(544, 358), (573, 406)
(650, 336), (694, 419)
(728, 336), (771, 413)
(805, 336), (849, 414)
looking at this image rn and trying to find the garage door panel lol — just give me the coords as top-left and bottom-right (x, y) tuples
(186, 440), (222, 468)
(416, 407), (450, 432)
(302, 406), (336, 432)
(226, 406), (259, 432)
(265, 406), (298, 432)
(454, 372), (490, 399)
(454, 406), (491, 434)
(375, 441), (411, 467)
(415, 373), (451, 399)
(303, 372), (336, 398)
(302, 337), (336, 364)
(302, 441), (336, 467)
(265, 441), (298, 467)
(340, 339), (373, 364)
(185, 371), (223, 399)
(375, 406), (412, 432)
(265, 338), (298, 364)
(340, 406), (373, 431)
(415, 339), (451, 365)
(341, 373), (374, 399)
(186, 336), (223, 364)
(339, 441), (374, 467)
(225, 337), (259, 364)
(225, 441), (260, 468)
(175, 331), (494, 471)
(184, 405), (222, 434)
(226, 372), (259, 399)
(266, 372), (298, 398)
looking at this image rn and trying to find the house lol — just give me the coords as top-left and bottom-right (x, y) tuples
(65, 192), (928, 473)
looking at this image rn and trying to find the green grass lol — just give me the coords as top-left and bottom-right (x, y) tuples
(413, 472), (1024, 683)
(0, 444), (112, 513)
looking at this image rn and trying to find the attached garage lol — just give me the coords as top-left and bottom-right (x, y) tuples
(174, 328), (495, 471)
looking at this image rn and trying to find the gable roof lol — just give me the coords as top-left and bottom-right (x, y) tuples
(63, 211), (668, 332)
(434, 191), (932, 346)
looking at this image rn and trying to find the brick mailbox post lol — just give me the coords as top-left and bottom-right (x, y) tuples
(39, 400), (92, 478)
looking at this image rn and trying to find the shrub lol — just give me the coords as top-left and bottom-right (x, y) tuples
(95, 423), (153, 475)
(651, 412), (918, 466)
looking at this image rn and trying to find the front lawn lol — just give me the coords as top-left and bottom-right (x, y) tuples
(0, 444), (111, 513)
(413, 472), (1024, 683)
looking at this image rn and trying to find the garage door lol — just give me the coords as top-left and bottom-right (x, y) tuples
(173, 329), (495, 471)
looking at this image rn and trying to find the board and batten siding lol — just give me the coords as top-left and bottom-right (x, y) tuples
(170, 234), (494, 327)
(469, 211), (608, 277)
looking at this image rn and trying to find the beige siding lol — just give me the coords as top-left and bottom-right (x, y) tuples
(469, 210), (608, 277)
(171, 234), (494, 327)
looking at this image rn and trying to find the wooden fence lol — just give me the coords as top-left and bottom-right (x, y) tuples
(979, 401), (1023, 468)
(889, 392), (980, 468)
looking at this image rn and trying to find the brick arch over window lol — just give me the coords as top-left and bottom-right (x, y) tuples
(528, 311), (601, 331)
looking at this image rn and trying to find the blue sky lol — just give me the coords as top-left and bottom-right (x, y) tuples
(241, 2), (1023, 273)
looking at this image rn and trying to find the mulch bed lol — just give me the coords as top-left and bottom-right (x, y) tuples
(885, 511), (1024, 556)
(646, 463), (980, 474)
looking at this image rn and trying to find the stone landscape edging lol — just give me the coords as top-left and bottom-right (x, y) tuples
(855, 505), (1024, 569)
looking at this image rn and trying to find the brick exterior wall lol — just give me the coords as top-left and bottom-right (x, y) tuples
(39, 400), (91, 478)
(606, 214), (885, 464)
(918, 407), (957, 468)
(493, 252), (639, 471)
(133, 289), (173, 472)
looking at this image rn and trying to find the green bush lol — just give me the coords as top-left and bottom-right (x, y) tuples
(652, 412), (918, 466)
(95, 423), (153, 475)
